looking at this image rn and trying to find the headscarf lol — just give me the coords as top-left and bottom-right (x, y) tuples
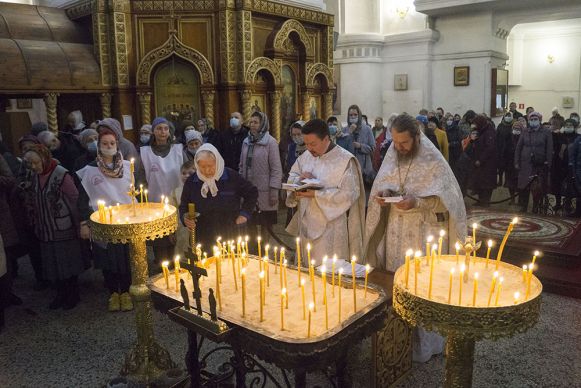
(140, 124), (152, 134)
(347, 104), (363, 129)
(194, 143), (225, 198)
(69, 110), (86, 132)
(185, 130), (203, 145)
(18, 134), (41, 150)
(79, 128), (98, 146)
(95, 127), (124, 178)
(245, 112), (269, 172)
(27, 144), (56, 175)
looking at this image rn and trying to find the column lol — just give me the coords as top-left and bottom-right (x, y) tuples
(100, 93), (112, 118)
(324, 91), (334, 121)
(201, 90), (216, 128)
(137, 92), (152, 125)
(302, 90), (311, 122)
(269, 90), (282, 141)
(43, 93), (59, 133)
(241, 89), (252, 123)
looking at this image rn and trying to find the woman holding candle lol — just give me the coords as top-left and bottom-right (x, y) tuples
(77, 126), (134, 312)
(180, 144), (258, 251)
(142, 117), (186, 263)
(23, 145), (84, 310)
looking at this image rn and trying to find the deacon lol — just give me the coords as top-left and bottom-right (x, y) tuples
(363, 113), (467, 362)
(286, 119), (365, 265)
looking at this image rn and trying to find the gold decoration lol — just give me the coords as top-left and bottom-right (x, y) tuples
(241, 89), (252, 122)
(323, 91), (334, 121)
(136, 33), (215, 87)
(201, 90), (216, 128)
(302, 90), (311, 121)
(236, 10), (253, 82)
(43, 93), (59, 133)
(272, 19), (314, 58)
(89, 205), (178, 383)
(305, 62), (334, 89)
(218, 9), (237, 83)
(137, 92), (152, 125)
(100, 93), (112, 118)
(93, 4), (112, 87)
(269, 90), (282, 141)
(244, 57), (282, 86)
(112, 1), (130, 86)
(239, 0), (334, 26)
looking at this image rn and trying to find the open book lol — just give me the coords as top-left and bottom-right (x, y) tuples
(282, 178), (324, 192)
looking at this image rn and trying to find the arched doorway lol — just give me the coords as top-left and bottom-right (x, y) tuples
(153, 57), (201, 133)
(252, 69), (275, 121)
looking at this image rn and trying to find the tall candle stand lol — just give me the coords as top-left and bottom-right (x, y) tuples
(90, 203), (177, 384)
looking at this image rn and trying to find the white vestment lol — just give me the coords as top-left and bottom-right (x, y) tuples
(286, 145), (365, 265)
(141, 144), (183, 202)
(364, 132), (467, 362)
(76, 161), (132, 210)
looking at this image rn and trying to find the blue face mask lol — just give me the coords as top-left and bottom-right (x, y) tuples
(529, 119), (540, 129)
(230, 117), (240, 128)
(87, 140), (98, 154)
(329, 125), (338, 136)
(140, 134), (151, 144)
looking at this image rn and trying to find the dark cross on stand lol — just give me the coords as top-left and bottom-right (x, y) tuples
(181, 258), (208, 316)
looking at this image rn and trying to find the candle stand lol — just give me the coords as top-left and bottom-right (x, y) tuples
(89, 203), (178, 384)
(393, 255), (542, 388)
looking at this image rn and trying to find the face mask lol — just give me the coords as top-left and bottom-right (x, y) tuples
(563, 126), (575, 134)
(187, 146), (198, 154)
(572, 117), (580, 125)
(101, 148), (117, 157)
(348, 117), (358, 124)
(230, 118), (240, 128)
(140, 134), (151, 144)
(328, 125), (338, 136)
(446, 120), (453, 126)
(87, 140), (98, 154)
(504, 117), (512, 123)
(184, 130), (195, 139)
(512, 129), (521, 135)
(529, 119), (540, 129)
(292, 135), (304, 145)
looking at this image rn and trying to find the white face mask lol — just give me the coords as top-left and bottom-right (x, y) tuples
(446, 120), (453, 126)
(140, 134), (150, 144)
(100, 148), (117, 157)
(230, 117), (240, 128)
(348, 116), (358, 124)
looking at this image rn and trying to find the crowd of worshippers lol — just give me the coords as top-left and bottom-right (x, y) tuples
(1, 104), (581, 333)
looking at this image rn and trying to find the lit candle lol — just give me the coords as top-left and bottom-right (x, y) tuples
(495, 277), (504, 306)
(526, 262), (534, 300)
(257, 236), (262, 258)
(472, 272), (479, 307)
(281, 288), (286, 331)
(215, 249), (222, 311)
(364, 264), (371, 299)
(522, 265), (528, 282)
(301, 279), (306, 320)
(496, 217), (518, 269)
(307, 243), (312, 269)
(486, 240), (493, 268)
(459, 264), (466, 305)
(351, 256), (357, 312)
(322, 266), (328, 329)
(338, 268), (343, 323)
(130, 158), (135, 174)
(428, 245), (436, 299)
(448, 268), (455, 304)
(404, 249), (413, 289)
(196, 244), (202, 262)
(513, 290), (519, 305)
(174, 256), (180, 291)
(160, 194), (165, 204)
(308, 302), (314, 338)
(263, 257), (269, 287)
(472, 223), (478, 259)
(531, 250), (540, 268)
(144, 189), (148, 204)
(438, 230), (445, 262)
(332, 255), (337, 297)
(283, 259), (288, 300)
(241, 268), (246, 317)
(139, 184), (143, 204)
(244, 235), (249, 256)
(426, 235), (434, 266)
(162, 260), (170, 289)
(274, 246), (278, 274)
(311, 259), (316, 312)
(487, 271), (499, 307)
(296, 237), (302, 285)
(455, 242), (460, 264)
(231, 249), (238, 291)
(414, 251), (420, 294)
(237, 237), (241, 258)
(259, 271), (265, 322)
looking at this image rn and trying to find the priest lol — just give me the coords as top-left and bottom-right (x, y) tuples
(363, 113), (466, 362)
(285, 119), (365, 265)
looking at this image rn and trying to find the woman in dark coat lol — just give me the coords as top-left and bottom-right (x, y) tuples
(496, 112), (515, 186)
(180, 144), (258, 252)
(505, 120), (525, 204)
(550, 119), (577, 212)
(468, 115), (497, 206)
(445, 115), (463, 170)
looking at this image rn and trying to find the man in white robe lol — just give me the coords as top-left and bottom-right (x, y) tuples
(286, 119), (366, 265)
(364, 113), (467, 362)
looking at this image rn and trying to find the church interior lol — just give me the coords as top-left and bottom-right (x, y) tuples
(0, 0), (580, 387)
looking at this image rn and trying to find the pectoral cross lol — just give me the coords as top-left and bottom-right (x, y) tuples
(181, 258), (208, 316)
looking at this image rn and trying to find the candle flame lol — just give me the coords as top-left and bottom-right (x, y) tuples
(427, 235), (434, 243)
(523, 264), (528, 271)
(351, 255), (357, 263)
(472, 223), (478, 229)
(162, 260), (169, 267)
(365, 264), (371, 272)
(301, 279), (305, 286)
(405, 248), (414, 256)
(487, 240), (493, 247)
(241, 268), (246, 275)
(283, 259), (287, 266)
(282, 288), (286, 295)
(332, 254), (337, 262)
(460, 263), (466, 272)
(321, 265), (326, 273)
(439, 230), (446, 237)
(432, 243), (438, 250)
(414, 250), (422, 258)
(529, 262), (534, 270)
(534, 250), (540, 256)
(311, 259), (315, 266)
(245, 235), (249, 242)
(308, 302), (314, 310)
(130, 158), (135, 163)
(450, 267), (455, 274)
(499, 277), (504, 283)
(493, 271), (499, 278)
(257, 236), (261, 241)
(514, 291), (519, 299)
(175, 255), (180, 261)
(512, 217), (519, 224)
(295, 237), (299, 243)
(307, 243), (311, 250)
(455, 242), (461, 250)
(259, 271), (265, 279)
(339, 268), (344, 274)
(263, 256), (268, 262)
(474, 272), (479, 280)
(265, 244), (270, 250)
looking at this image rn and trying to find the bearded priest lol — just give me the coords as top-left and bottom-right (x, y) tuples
(363, 113), (467, 362)
(285, 119), (366, 265)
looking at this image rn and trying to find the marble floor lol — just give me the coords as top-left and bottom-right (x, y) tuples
(1, 253), (580, 388)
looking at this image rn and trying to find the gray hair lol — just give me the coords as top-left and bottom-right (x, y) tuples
(195, 150), (216, 161)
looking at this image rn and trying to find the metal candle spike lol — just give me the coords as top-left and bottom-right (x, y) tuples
(461, 237), (481, 282)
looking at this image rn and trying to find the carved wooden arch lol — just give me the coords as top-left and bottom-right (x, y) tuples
(244, 57), (282, 86)
(305, 62), (334, 90)
(136, 33), (214, 86)
(272, 19), (314, 58)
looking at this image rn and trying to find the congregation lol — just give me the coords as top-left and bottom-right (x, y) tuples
(1, 103), (581, 341)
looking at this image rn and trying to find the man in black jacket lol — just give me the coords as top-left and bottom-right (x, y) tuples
(219, 112), (249, 170)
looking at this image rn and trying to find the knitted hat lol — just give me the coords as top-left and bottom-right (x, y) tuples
(152, 117), (169, 130)
(185, 130), (203, 144)
(415, 115), (428, 126)
(79, 128), (98, 145)
(97, 118), (123, 139)
(528, 111), (543, 121)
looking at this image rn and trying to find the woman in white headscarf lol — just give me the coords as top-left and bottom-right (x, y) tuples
(180, 144), (258, 250)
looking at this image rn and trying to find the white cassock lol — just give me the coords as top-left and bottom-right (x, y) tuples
(364, 132), (467, 362)
(286, 144), (366, 265)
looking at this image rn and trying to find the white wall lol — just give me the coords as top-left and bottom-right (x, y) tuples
(380, 0), (426, 36)
(508, 20), (581, 117)
(344, 0), (380, 34)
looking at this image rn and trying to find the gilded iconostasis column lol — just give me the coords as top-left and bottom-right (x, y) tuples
(100, 93), (112, 118)
(137, 92), (152, 125)
(241, 89), (252, 123)
(324, 91), (334, 121)
(202, 90), (216, 128)
(43, 93), (59, 133)
(269, 90), (282, 141)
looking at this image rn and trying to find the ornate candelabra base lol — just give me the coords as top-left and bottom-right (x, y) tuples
(444, 333), (475, 388)
(121, 339), (176, 382)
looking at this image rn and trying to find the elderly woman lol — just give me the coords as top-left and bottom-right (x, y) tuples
(77, 125), (133, 312)
(239, 111), (283, 239)
(183, 129), (203, 161)
(142, 117), (186, 262)
(180, 144), (258, 250)
(138, 124), (153, 148)
(23, 145), (83, 309)
(73, 128), (99, 172)
(515, 111), (553, 213)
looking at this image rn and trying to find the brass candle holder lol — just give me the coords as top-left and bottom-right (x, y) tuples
(89, 203), (177, 384)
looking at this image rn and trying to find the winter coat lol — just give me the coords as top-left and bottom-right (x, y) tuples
(239, 132), (283, 212)
(345, 124), (375, 182)
(219, 126), (249, 170)
(496, 122), (514, 171)
(514, 128), (553, 190)
(550, 132), (576, 193)
(446, 123), (463, 168)
(568, 135), (581, 192)
(469, 123), (497, 191)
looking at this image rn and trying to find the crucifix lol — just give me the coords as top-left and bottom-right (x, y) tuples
(181, 258), (208, 316)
